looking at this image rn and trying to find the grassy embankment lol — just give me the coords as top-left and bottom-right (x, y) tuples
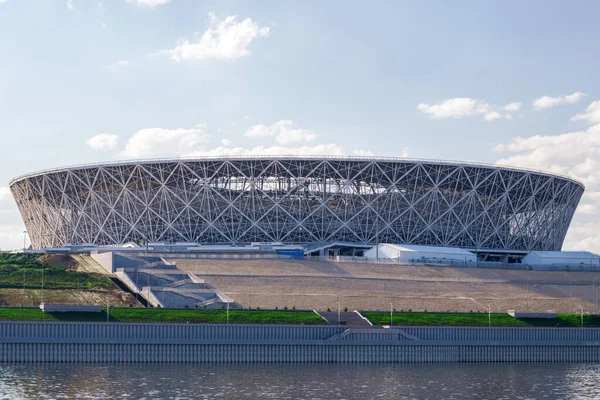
(0, 253), (111, 291)
(0, 307), (327, 324)
(362, 311), (600, 327)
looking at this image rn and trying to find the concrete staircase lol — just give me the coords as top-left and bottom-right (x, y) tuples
(112, 254), (238, 309)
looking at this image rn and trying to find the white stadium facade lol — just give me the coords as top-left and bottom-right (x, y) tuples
(9, 156), (584, 257)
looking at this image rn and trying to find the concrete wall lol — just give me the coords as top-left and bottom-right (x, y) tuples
(1, 321), (600, 363)
(3, 343), (600, 363)
(90, 252), (114, 273)
(0, 321), (344, 341)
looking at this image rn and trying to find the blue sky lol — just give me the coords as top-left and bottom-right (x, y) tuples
(1, 0), (600, 250)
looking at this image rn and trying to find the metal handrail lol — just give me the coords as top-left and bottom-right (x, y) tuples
(8, 155), (585, 187)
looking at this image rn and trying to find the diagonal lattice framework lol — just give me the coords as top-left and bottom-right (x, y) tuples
(9, 156), (584, 251)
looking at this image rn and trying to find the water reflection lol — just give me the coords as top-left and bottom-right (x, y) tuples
(0, 363), (598, 399)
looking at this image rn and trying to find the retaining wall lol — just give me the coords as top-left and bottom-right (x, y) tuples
(2, 321), (600, 363)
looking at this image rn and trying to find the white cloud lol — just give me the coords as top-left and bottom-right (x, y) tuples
(107, 60), (129, 69)
(0, 186), (26, 251)
(0, 225), (26, 252)
(352, 149), (375, 156)
(562, 222), (600, 251)
(572, 101), (600, 124)
(186, 144), (348, 157)
(502, 102), (521, 112)
(86, 134), (119, 151)
(0, 187), (10, 201)
(417, 98), (516, 121)
(483, 111), (503, 121)
(417, 98), (478, 119)
(120, 127), (211, 158)
(494, 124), (600, 252)
(494, 124), (600, 183)
(352, 147), (408, 158)
(127, 0), (168, 7)
(67, 0), (74, 10)
(533, 91), (587, 111)
(157, 13), (269, 62)
(244, 120), (318, 145)
(114, 121), (368, 160)
(565, 92), (587, 103)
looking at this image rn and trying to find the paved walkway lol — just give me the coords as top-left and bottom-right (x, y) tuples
(319, 311), (372, 327)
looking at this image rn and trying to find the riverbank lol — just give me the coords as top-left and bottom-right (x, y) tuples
(1, 321), (600, 363)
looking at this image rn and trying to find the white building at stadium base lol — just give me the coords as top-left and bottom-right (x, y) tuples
(9, 156), (584, 257)
(364, 243), (477, 264)
(522, 251), (600, 268)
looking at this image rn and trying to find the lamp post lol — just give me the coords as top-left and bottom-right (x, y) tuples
(41, 265), (44, 305)
(390, 302), (393, 327)
(227, 301), (230, 325)
(106, 295), (110, 323)
(526, 277), (531, 311)
(487, 304), (491, 327)
(570, 280), (573, 314)
(596, 287), (600, 317)
(530, 284), (538, 312)
(594, 277), (600, 314)
(22, 230), (27, 252)
(337, 301), (341, 326)
(375, 216), (380, 261)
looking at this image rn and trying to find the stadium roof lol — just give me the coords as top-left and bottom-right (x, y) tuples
(9, 155), (585, 187)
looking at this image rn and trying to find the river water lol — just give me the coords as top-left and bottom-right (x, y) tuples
(0, 363), (598, 399)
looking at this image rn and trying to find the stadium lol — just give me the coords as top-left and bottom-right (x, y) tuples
(9, 156), (584, 254)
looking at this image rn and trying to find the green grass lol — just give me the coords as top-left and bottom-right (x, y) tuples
(0, 253), (111, 290)
(0, 307), (327, 324)
(0, 253), (42, 268)
(362, 311), (600, 327)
